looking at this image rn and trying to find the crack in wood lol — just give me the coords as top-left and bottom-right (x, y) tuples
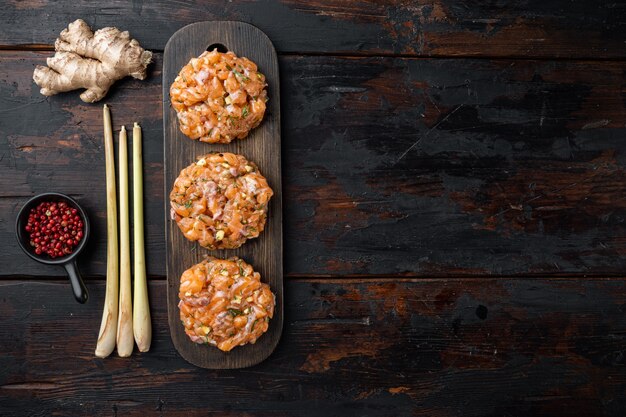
(1, 382), (61, 390)
(290, 316), (372, 326)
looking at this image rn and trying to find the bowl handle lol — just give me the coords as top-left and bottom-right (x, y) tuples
(64, 260), (88, 303)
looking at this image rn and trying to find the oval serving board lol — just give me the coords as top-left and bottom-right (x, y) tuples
(163, 21), (282, 369)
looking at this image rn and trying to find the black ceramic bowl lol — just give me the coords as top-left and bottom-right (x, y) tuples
(16, 193), (89, 303)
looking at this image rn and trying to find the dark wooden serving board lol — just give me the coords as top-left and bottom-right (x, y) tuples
(163, 21), (282, 369)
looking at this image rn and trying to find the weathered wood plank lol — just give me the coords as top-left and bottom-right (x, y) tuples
(2, 52), (626, 277)
(0, 1), (625, 58)
(0, 51), (165, 277)
(0, 278), (625, 416)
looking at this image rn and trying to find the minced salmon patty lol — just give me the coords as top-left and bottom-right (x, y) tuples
(170, 153), (273, 250)
(169, 49), (268, 144)
(179, 257), (275, 352)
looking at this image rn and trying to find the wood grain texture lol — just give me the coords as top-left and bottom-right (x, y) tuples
(163, 22), (282, 368)
(1, 1), (626, 59)
(0, 279), (625, 416)
(3, 3), (626, 416)
(2, 52), (626, 277)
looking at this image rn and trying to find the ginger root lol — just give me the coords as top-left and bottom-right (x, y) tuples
(33, 19), (152, 103)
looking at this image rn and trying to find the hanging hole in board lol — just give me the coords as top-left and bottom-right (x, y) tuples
(207, 43), (228, 53)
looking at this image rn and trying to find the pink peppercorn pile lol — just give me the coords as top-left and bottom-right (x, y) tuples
(25, 201), (84, 259)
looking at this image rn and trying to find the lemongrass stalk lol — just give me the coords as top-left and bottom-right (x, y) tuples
(95, 104), (119, 358)
(116, 125), (133, 357)
(132, 122), (151, 352)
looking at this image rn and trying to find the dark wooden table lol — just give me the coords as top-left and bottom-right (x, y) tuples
(1, 2), (626, 416)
